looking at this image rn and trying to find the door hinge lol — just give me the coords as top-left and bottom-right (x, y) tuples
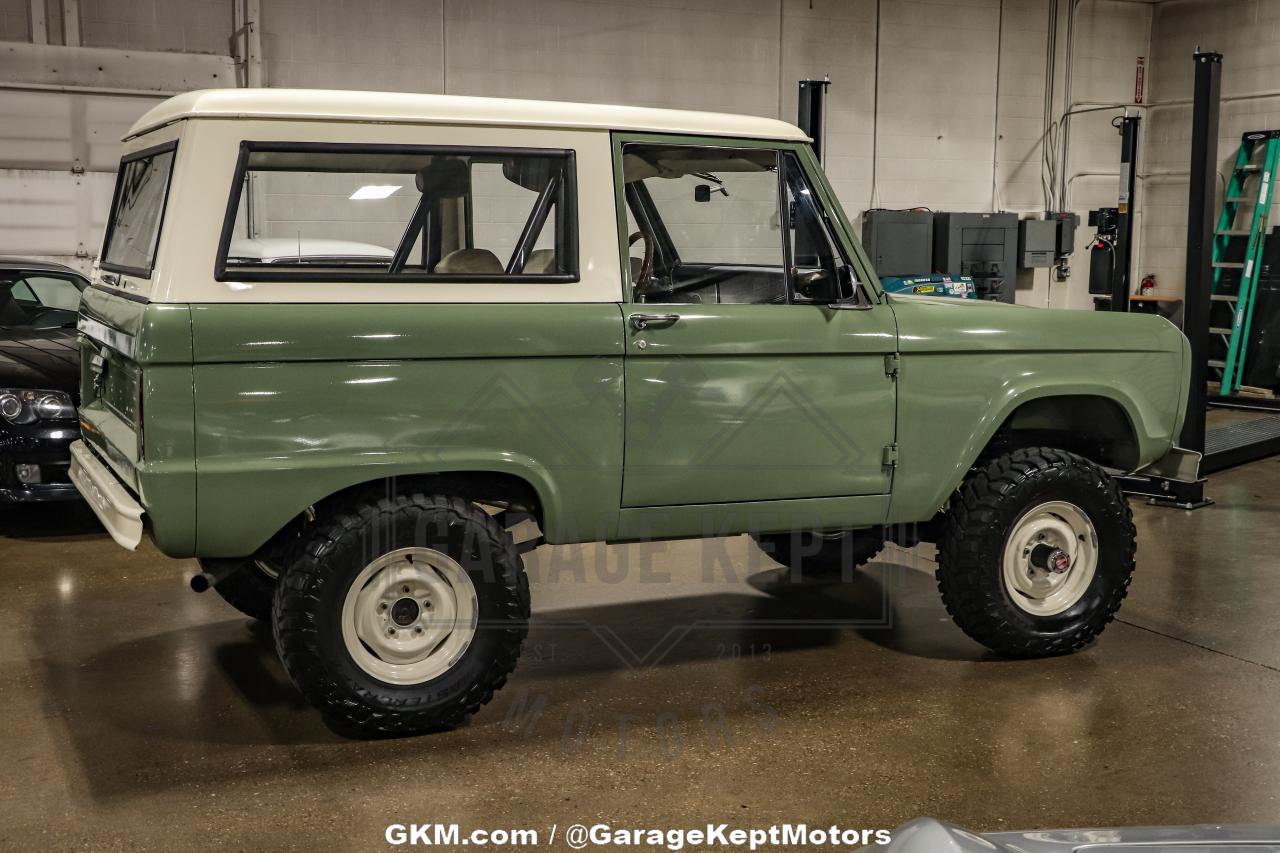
(882, 443), (899, 467)
(884, 352), (900, 378)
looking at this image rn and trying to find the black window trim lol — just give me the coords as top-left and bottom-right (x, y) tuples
(780, 150), (870, 308)
(100, 139), (179, 280)
(214, 141), (580, 284)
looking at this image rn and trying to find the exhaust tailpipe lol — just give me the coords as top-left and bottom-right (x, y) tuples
(189, 559), (243, 593)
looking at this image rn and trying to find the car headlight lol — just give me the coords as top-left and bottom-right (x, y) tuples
(0, 389), (75, 425)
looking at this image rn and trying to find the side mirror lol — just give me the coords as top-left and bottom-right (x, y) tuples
(826, 265), (864, 309)
(694, 183), (728, 202)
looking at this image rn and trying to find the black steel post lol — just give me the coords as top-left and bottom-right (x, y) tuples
(1180, 51), (1222, 453)
(797, 78), (831, 162)
(1112, 115), (1141, 312)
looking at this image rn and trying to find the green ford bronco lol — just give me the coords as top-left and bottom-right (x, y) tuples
(71, 89), (1193, 737)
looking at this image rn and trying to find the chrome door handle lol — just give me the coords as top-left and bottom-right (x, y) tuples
(629, 313), (680, 331)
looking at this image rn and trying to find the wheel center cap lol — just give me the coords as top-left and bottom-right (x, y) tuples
(390, 597), (420, 627)
(1030, 543), (1071, 574)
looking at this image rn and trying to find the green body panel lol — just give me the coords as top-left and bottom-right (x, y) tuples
(616, 494), (889, 541)
(188, 303), (625, 556)
(75, 130), (1188, 561)
(621, 303), (896, 507)
(885, 294), (1187, 522)
(77, 290), (197, 554)
(78, 288), (1187, 557)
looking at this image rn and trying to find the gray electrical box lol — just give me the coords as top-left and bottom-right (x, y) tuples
(1050, 211), (1079, 258)
(861, 210), (934, 277)
(933, 212), (1019, 303)
(1019, 219), (1057, 268)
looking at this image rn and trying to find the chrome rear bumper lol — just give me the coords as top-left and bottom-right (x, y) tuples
(68, 439), (144, 550)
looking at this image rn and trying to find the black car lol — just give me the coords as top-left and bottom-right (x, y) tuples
(0, 258), (88, 502)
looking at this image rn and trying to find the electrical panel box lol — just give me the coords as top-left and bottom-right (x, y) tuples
(861, 210), (934, 277)
(1019, 220), (1058, 268)
(932, 212), (1018, 303)
(1049, 211), (1079, 258)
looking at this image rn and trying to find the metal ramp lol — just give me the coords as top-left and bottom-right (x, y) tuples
(1203, 412), (1280, 473)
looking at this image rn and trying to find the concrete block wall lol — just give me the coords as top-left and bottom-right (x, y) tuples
(1141, 0), (1280, 300)
(873, 0), (1003, 211)
(0, 0), (28, 41)
(262, 0), (444, 91)
(79, 0), (231, 53)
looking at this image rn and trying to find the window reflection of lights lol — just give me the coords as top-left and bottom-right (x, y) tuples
(349, 185), (401, 200)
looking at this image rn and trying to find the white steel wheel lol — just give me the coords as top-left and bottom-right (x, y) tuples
(1000, 500), (1098, 617)
(340, 546), (479, 685)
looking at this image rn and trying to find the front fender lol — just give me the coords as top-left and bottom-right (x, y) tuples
(886, 350), (1182, 524)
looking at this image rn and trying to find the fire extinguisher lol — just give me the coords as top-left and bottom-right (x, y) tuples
(1140, 274), (1156, 295)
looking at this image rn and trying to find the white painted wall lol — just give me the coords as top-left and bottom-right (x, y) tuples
(0, 90), (163, 270)
(79, 0), (231, 53)
(0, 0), (1162, 303)
(0, 0), (28, 41)
(1141, 0), (1280, 300)
(0, 0), (231, 270)
(256, 0), (1156, 307)
(1050, 0), (1152, 310)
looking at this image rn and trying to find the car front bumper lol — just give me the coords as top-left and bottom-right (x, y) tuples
(67, 440), (144, 549)
(0, 419), (81, 502)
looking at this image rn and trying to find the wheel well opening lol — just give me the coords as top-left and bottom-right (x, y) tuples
(256, 471), (546, 564)
(336, 471), (544, 522)
(982, 395), (1140, 471)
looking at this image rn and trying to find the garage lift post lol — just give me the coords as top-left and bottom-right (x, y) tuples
(1182, 50), (1222, 457)
(1117, 50), (1218, 509)
(1111, 114), (1141, 313)
(797, 77), (831, 162)
(1184, 54), (1280, 473)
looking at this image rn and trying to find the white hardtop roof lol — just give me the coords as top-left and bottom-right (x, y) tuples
(125, 88), (810, 143)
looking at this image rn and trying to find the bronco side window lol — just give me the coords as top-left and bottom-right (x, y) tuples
(215, 143), (578, 283)
(102, 142), (177, 278)
(622, 144), (787, 304)
(621, 142), (858, 306)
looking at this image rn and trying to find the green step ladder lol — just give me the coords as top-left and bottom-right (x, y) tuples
(1209, 130), (1280, 396)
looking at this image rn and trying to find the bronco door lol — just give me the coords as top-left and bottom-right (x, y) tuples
(615, 137), (897, 512)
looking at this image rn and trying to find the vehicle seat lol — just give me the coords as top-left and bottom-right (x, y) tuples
(524, 249), (557, 274)
(434, 248), (503, 275)
(0, 289), (28, 325)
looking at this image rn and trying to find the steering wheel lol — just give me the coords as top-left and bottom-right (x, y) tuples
(628, 230), (655, 296)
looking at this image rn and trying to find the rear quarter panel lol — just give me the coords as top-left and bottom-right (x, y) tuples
(886, 295), (1187, 523)
(190, 304), (624, 556)
(77, 287), (197, 554)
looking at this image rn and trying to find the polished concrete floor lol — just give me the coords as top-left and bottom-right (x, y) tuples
(3, 446), (1280, 849)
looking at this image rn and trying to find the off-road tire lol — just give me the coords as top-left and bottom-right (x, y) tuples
(201, 557), (277, 621)
(273, 492), (530, 738)
(937, 447), (1135, 657)
(753, 530), (885, 579)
